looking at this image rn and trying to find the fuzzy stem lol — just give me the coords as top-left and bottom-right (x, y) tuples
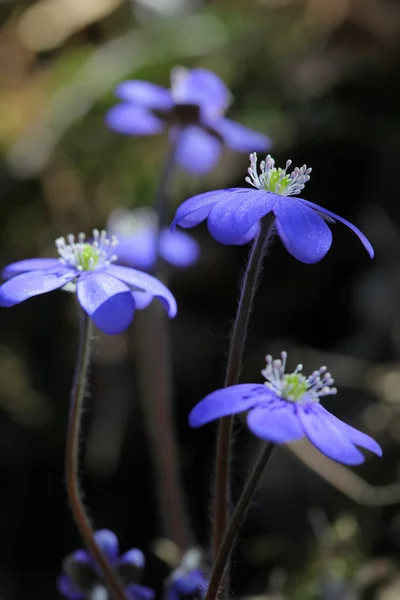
(207, 444), (274, 600)
(212, 216), (274, 560)
(65, 310), (127, 600)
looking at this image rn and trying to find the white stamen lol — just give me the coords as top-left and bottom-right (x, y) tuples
(261, 352), (337, 403)
(55, 229), (119, 272)
(245, 153), (312, 196)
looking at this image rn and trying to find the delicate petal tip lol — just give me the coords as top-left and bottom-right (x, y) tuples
(298, 199), (375, 259)
(106, 265), (177, 319)
(298, 406), (366, 465)
(2, 258), (61, 280)
(175, 126), (222, 174)
(114, 80), (173, 109)
(160, 229), (200, 267)
(0, 268), (76, 307)
(170, 190), (229, 232)
(94, 530), (119, 560)
(106, 104), (164, 136)
(188, 384), (267, 428)
(213, 118), (273, 153)
(120, 549), (145, 569)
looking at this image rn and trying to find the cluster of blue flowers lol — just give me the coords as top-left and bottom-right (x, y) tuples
(0, 66), (382, 600)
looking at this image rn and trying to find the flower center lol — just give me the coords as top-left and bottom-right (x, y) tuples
(261, 352), (337, 403)
(56, 229), (118, 272)
(246, 153), (312, 196)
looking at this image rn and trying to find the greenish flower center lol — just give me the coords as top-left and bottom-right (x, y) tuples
(265, 169), (292, 194)
(78, 244), (100, 270)
(281, 373), (309, 401)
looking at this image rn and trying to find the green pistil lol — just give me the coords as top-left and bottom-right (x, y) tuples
(266, 169), (292, 194)
(281, 373), (308, 401)
(78, 244), (99, 270)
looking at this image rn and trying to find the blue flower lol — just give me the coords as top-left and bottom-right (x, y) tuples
(57, 529), (154, 600)
(166, 550), (208, 600)
(106, 67), (271, 174)
(171, 153), (374, 263)
(108, 208), (199, 272)
(0, 229), (177, 335)
(189, 352), (382, 466)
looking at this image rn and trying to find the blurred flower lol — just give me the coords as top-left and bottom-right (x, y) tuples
(108, 208), (199, 271)
(189, 352), (382, 465)
(171, 153), (374, 262)
(58, 529), (154, 600)
(166, 549), (208, 600)
(0, 229), (177, 335)
(106, 67), (271, 174)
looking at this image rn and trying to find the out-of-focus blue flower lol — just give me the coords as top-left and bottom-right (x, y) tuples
(166, 549), (208, 600)
(57, 529), (154, 600)
(189, 352), (382, 466)
(0, 229), (177, 335)
(106, 68), (271, 174)
(108, 208), (199, 271)
(172, 153), (374, 263)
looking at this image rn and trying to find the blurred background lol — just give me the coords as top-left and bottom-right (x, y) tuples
(0, 0), (400, 598)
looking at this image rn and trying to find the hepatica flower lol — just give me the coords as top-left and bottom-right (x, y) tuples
(106, 67), (271, 174)
(0, 229), (176, 335)
(172, 153), (374, 262)
(58, 529), (154, 600)
(108, 208), (199, 271)
(189, 352), (382, 465)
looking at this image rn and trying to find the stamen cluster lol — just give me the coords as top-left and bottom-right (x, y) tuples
(56, 229), (118, 272)
(246, 153), (312, 196)
(261, 351), (337, 403)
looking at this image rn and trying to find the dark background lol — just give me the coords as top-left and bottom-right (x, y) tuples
(0, 0), (400, 598)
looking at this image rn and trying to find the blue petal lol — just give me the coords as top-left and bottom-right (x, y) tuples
(172, 68), (231, 115)
(235, 220), (260, 245)
(57, 576), (85, 600)
(115, 81), (173, 109)
(107, 265), (177, 318)
(172, 570), (208, 594)
(188, 384), (268, 428)
(0, 268), (76, 307)
(208, 189), (276, 244)
(115, 232), (157, 271)
(298, 198), (374, 258)
(171, 189), (242, 231)
(125, 583), (155, 600)
(132, 291), (154, 310)
(298, 405), (365, 465)
(247, 400), (304, 443)
(175, 126), (222, 174)
(115, 229), (199, 270)
(160, 229), (200, 267)
(312, 404), (382, 456)
(94, 530), (119, 561)
(212, 118), (272, 152)
(77, 272), (135, 335)
(106, 104), (164, 136)
(120, 549), (145, 569)
(2, 258), (60, 279)
(274, 197), (333, 263)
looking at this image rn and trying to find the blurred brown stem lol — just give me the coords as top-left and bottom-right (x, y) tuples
(65, 310), (127, 600)
(134, 302), (193, 551)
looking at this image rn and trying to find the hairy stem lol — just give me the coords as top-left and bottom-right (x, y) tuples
(207, 444), (274, 600)
(213, 216), (274, 560)
(65, 310), (127, 600)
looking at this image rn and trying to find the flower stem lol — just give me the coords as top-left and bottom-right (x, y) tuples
(213, 216), (274, 560)
(206, 443), (274, 600)
(134, 130), (193, 552)
(65, 310), (127, 600)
